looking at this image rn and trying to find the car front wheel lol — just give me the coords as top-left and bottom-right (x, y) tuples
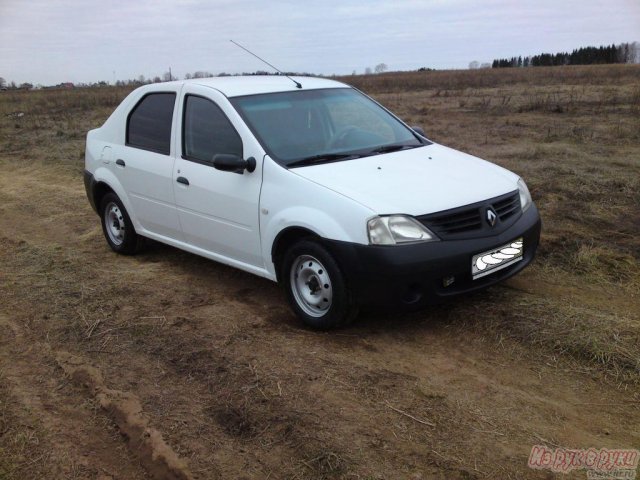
(282, 240), (358, 329)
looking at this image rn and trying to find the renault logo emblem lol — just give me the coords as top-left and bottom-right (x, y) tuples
(486, 208), (497, 227)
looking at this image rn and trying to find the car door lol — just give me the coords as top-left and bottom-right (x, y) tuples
(173, 84), (264, 268)
(112, 90), (183, 240)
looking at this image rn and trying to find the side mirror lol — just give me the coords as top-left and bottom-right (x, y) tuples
(412, 126), (426, 137)
(212, 154), (256, 174)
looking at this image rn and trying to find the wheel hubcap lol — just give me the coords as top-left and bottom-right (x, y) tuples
(290, 255), (332, 317)
(105, 202), (125, 246)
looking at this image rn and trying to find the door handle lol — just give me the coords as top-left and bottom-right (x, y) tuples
(115, 159), (126, 167)
(176, 176), (189, 186)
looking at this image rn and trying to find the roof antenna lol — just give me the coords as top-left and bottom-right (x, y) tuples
(230, 40), (302, 89)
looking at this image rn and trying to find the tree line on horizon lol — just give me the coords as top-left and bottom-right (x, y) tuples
(492, 42), (639, 68)
(3, 42), (640, 90)
(0, 70), (320, 91)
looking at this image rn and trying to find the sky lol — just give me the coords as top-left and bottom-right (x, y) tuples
(1, 0), (639, 85)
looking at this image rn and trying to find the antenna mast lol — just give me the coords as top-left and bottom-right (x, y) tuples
(230, 40), (302, 89)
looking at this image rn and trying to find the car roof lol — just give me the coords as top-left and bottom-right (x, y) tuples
(156, 75), (350, 97)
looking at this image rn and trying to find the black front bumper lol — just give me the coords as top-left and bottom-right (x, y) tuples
(325, 205), (541, 308)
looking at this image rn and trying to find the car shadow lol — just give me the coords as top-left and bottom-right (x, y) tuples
(137, 238), (499, 337)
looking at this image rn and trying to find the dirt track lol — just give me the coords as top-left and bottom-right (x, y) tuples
(1, 157), (638, 480)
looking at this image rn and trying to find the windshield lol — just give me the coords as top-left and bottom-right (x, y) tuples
(229, 88), (429, 167)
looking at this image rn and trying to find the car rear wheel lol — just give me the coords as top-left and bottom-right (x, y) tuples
(100, 192), (142, 255)
(282, 239), (358, 329)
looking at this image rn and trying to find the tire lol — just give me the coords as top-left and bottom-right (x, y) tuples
(99, 192), (143, 255)
(282, 239), (358, 329)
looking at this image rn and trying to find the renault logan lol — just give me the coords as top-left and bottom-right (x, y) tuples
(84, 76), (541, 329)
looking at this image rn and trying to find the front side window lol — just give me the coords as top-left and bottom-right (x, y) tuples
(126, 92), (176, 155)
(182, 95), (243, 163)
(230, 88), (429, 166)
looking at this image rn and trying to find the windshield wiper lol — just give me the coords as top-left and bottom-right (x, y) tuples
(287, 152), (361, 168)
(367, 143), (421, 155)
(287, 143), (421, 168)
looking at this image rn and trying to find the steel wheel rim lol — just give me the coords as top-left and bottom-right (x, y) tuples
(290, 255), (332, 317)
(105, 202), (125, 246)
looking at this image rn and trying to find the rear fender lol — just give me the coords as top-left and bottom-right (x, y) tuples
(91, 166), (141, 231)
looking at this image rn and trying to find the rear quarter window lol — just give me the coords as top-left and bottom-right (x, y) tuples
(126, 92), (176, 155)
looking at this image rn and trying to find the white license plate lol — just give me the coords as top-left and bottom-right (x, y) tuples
(472, 238), (523, 280)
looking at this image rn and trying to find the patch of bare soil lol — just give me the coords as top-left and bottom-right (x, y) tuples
(56, 352), (193, 480)
(0, 314), (149, 480)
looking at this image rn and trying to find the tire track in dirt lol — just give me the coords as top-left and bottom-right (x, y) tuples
(0, 314), (150, 480)
(56, 352), (194, 480)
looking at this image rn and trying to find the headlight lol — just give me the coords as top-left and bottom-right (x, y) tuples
(367, 215), (438, 245)
(518, 178), (532, 212)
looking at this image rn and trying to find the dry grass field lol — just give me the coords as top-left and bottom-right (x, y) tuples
(0, 64), (638, 480)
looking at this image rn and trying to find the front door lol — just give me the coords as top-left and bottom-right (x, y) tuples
(172, 84), (264, 268)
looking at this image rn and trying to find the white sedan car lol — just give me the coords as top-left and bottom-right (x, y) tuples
(84, 76), (541, 329)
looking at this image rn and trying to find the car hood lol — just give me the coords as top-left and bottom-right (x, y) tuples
(289, 143), (520, 216)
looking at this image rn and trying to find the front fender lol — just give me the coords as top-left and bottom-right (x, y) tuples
(262, 207), (347, 278)
(262, 206), (365, 279)
(259, 157), (376, 278)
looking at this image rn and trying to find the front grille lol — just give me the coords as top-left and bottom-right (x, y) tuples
(417, 190), (521, 239)
(493, 193), (520, 221)
(426, 208), (482, 235)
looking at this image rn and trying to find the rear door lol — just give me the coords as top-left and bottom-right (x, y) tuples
(172, 84), (264, 268)
(112, 90), (183, 240)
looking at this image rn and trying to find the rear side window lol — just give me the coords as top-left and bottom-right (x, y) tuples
(126, 92), (176, 155)
(183, 95), (243, 163)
